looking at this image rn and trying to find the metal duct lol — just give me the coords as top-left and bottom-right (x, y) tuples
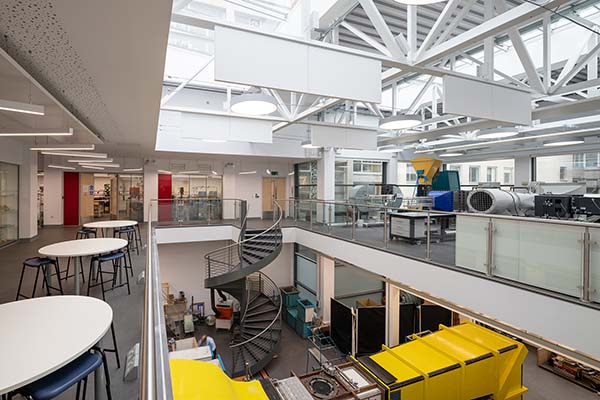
(467, 188), (535, 215)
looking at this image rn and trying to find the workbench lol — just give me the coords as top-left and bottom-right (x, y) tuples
(388, 211), (454, 244)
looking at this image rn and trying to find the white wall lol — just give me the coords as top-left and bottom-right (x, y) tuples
(144, 162), (158, 222)
(43, 167), (63, 225)
(157, 241), (294, 314)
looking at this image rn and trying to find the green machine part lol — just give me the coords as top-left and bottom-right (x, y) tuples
(432, 170), (461, 191)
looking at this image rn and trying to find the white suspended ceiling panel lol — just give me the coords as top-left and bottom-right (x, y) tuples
(310, 125), (378, 150)
(158, 110), (272, 144)
(214, 26), (382, 103)
(443, 75), (532, 126)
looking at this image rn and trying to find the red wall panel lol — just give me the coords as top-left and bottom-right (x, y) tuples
(63, 172), (79, 226)
(158, 173), (172, 222)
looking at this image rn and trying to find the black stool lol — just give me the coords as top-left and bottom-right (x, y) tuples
(16, 257), (64, 301)
(133, 224), (143, 255)
(76, 227), (97, 239)
(113, 227), (136, 276)
(87, 252), (130, 301)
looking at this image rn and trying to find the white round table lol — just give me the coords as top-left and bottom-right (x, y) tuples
(83, 220), (138, 237)
(0, 296), (112, 396)
(39, 238), (127, 295)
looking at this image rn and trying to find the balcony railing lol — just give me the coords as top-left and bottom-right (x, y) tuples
(156, 198), (245, 227)
(278, 198), (600, 307)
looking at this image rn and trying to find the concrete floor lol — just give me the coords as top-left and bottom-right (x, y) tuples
(0, 225), (597, 399)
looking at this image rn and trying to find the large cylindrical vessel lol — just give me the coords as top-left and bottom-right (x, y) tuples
(467, 188), (535, 215)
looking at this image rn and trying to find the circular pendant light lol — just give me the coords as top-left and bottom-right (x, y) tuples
(379, 114), (421, 130)
(477, 127), (520, 140)
(393, 0), (445, 4)
(543, 139), (585, 147)
(230, 93), (278, 116)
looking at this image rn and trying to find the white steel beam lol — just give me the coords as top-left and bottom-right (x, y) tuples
(357, 0), (408, 62)
(416, 0), (462, 58)
(340, 21), (392, 57)
(432, 0), (477, 48)
(542, 13), (552, 90)
(273, 98), (342, 132)
(460, 53), (532, 91)
(495, 0), (545, 93)
(161, 57), (214, 106)
(417, 0), (570, 66)
(588, 33), (599, 97)
(408, 77), (435, 113)
(265, 88), (291, 119)
(483, 0), (495, 80)
(407, 5), (417, 61)
(550, 40), (600, 93)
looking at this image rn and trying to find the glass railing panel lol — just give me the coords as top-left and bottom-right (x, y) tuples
(329, 203), (353, 240)
(496, 219), (584, 297)
(155, 199), (243, 227)
(588, 227), (600, 302)
(455, 215), (488, 273)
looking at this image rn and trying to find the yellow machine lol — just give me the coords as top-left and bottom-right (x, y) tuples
(410, 157), (442, 186)
(170, 359), (268, 400)
(354, 322), (528, 400)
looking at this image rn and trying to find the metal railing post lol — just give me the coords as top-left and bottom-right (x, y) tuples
(384, 209), (388, 249)
(426, 211), (431, 260)
(581, 227), (591, 302)
(351, 205), (356, 240)
(485, 218), (494, 276)
(328, 204), (332, 234)
(208, 201), (212, 225)
(310, 202), (313, 230)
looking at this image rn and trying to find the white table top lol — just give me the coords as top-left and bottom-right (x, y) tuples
(83, 220), (138, 229)
(168, 346), (212, 361)
(0, 296), (112, 394)
(39, 238), (128, 258)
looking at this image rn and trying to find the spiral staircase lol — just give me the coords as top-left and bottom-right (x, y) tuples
(204, 201), (283, 378)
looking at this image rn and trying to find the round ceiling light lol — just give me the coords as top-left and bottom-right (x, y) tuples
(439, 152), (464, 157)
(393, 0), (444, 4)
(230, 93), (278, 116)
(543, 139), (585, 147)
(379, 114), (422, 130)
(301, 140), (322, 149)
(477, 127), (520, 140)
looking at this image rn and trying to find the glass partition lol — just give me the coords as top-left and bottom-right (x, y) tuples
(446, 158), (515, 186)
(536, 153), (600, 193)
(0, 162), (18, 245)
(117, 174), (144, 221)
(294, 244), (317, 303)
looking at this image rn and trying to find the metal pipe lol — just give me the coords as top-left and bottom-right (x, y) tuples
(485, 218), (495, 276)
(426, 211), (431, 260)
(351, 206), (356, 240)
(384, 209), (388, 248)
(582, 228), (591, 302)
(328, 204), (332, 234)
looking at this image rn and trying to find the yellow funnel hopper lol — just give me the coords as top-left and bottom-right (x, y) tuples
(411, 157), (442, 185)
(170, 359), (269, 400)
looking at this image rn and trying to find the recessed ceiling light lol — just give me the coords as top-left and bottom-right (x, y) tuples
(379, 114), (421, 130)
(231, 93), (277, 116)
(0, 128), (73, 137)
(123, 168), (143, 172)
(211, 170), (218, 175)
(68, 158), (113, 163)
(288, 171), (295, 176)
(543, 139), (585, 147)
(0, 99), (45, 115)
(31, 144), (95, 151)
(179, 170), (200, 174)
(477, 127), (519, 140)
(158, 170), (171, 174)
(47, 164), (75, 170)
(301, 140), (322, 149)
(439, 152), (464, 157)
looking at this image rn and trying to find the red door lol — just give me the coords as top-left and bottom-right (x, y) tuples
(158, 173), (172, 222)
(63, 172), (79, 226)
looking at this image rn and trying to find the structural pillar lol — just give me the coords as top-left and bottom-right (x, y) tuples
(318, 254), (335, 324)
(514, 156), (532, 186)
(385, 282), (401, 347)
(385, 156), (398, 185)
(143, 161), (158, 222)
(317, 148), (335, 223)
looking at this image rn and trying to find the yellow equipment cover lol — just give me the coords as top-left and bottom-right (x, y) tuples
(170, 359), (268, 400)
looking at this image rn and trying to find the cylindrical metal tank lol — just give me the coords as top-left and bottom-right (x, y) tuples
(467, 188), (535, 215)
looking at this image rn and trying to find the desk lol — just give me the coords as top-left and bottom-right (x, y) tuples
(0, 296), (112, 397)
(39, 238), (127, 295)
(83, 220), (138, 237)
(389, 211), (454, 244)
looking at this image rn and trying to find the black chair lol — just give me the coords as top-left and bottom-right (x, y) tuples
(76, 228), (97, 240)
(14, 348), (112, 400)
(87, 252), (130, 301)
(16, 257), (64, 301)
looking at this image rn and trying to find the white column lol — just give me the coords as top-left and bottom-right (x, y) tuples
(317, 148), (336, 223)
(514, 156), (531, 186)
(222, 162), (237, 220)
(318, 254), (335, 324)
(143, 161), (158, 222)
(43, 165), (63, 226)
(385, 282), (401, 347)
(18, 147), (38, 238)
(386, 156), (398, 185)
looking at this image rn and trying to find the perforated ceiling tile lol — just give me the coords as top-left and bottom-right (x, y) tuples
(0, 0), (121, 142)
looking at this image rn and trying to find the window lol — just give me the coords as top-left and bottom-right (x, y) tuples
(353, 160), (382, 174)
(503, 167), (513, 184)
(585, 153), (599, 169)
(405, 165), (417, 182)
(469, 166), (480, 183)
(537, 154), (600, 193)
(294, 244), (318, 304)
(295, 161), (317, 199)
(486, 167), (497, 182)
(574, 154), (585, 168)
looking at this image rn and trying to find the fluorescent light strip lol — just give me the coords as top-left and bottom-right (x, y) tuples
(68, 158), (113, 163)
(48, 164), (75, 170)
(123, 168), (143, 172)
(41, 151), (107, 158)
(80, 165), (104, 170)
(0, 99), (45, 115)
(415, 128), (600, 154)
(179, 170), (200, 174)
(31, 144), (95, 151)
(0, 128), (73, 137)
(239, 170), (257, 175)
(80, 163), (120, 168)
(158, 170), (171, 174)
